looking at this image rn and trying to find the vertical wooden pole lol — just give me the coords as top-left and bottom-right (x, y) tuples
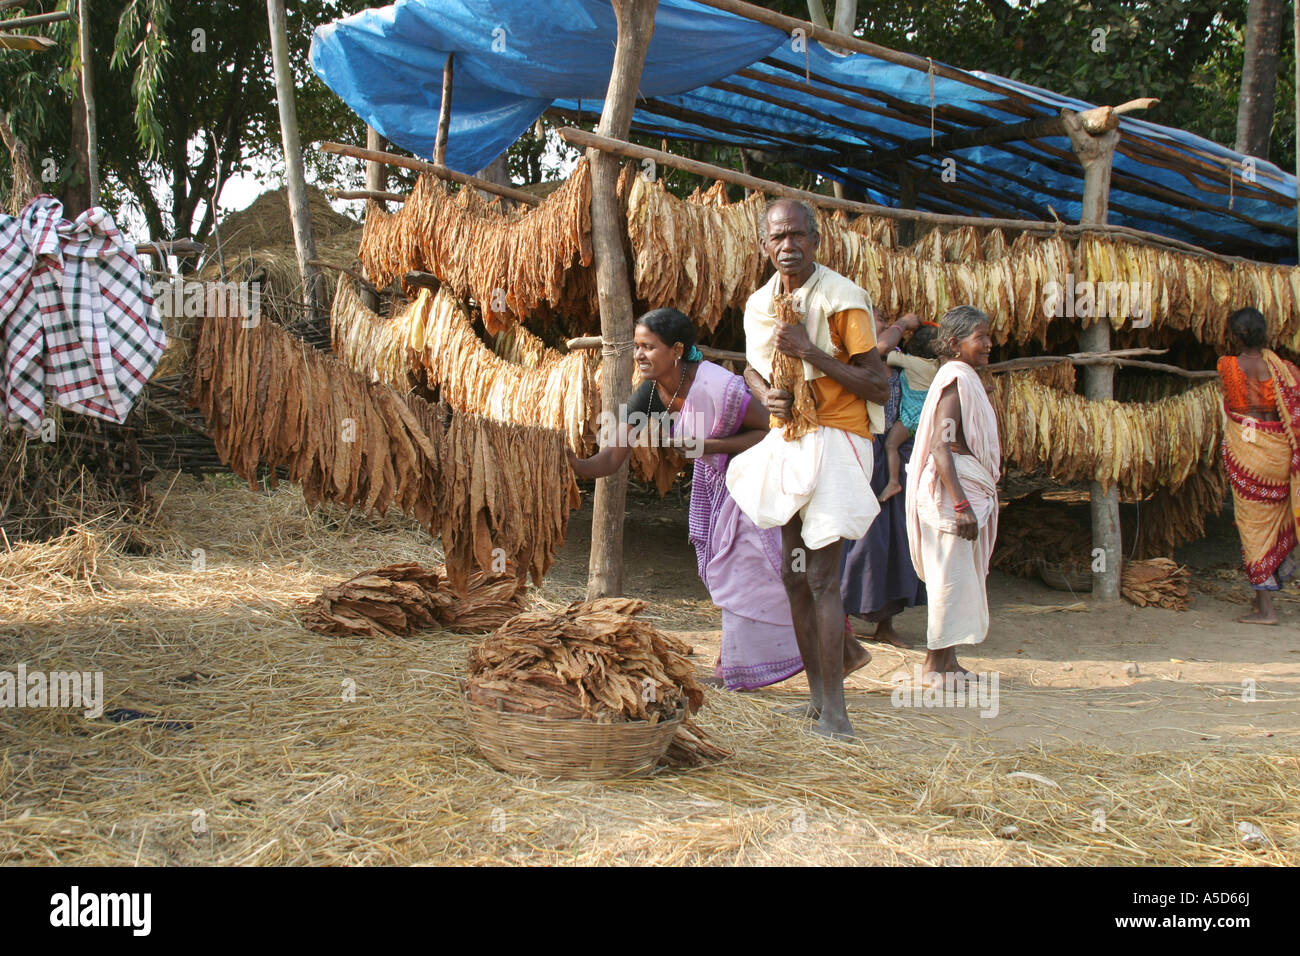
(1063, 110), (1121, 603)
(365, 127), (387, 198)
(77, 0), (99, 206)
(266, 0), (323, 319)
(362, 125), (386, 311)
(586, 0), (658, 599)
(434, 54), (454, 168)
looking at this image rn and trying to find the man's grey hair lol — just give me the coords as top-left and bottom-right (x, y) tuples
(936, 305), (990, 357)
(762, 198), (820, 240)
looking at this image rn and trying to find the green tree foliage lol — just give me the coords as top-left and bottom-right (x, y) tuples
(0, 0), (362, 242)
(767, 0), (1294, 170)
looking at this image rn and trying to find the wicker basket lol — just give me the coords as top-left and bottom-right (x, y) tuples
(1038, 559), (1093, 593)
(461, 694), (685, 780)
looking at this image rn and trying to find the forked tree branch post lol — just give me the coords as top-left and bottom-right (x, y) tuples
(1063, 109), (1122, 604)
(586, 0), (658, 599)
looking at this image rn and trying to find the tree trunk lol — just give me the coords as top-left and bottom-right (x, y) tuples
(266, 0), (323, 320)
(61, 82), (92, 215)
(1236, 0), (1285, 159)
(586, 0), (658, 599)
(831, 0), (856, 36)
(78, 0), (99, 207)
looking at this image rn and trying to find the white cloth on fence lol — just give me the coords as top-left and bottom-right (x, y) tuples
(0, 195), (163, 435)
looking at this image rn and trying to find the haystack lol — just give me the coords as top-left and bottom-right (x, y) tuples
(192, 187), (362, 335)
(214, 185), (359, 251)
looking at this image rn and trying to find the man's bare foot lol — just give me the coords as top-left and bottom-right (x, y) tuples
(844, 639), (871, 677)
(878, 480), (902, 503)
(871, 619), (908, 648)
(812, 715), (855, 740)
(777, 702), (821, 720)
(1236, 611), (1279, 625)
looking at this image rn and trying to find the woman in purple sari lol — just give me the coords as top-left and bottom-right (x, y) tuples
(569, 308), (804, 689)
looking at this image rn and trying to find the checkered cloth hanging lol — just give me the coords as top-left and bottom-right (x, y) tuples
(0, 195), (164, 435)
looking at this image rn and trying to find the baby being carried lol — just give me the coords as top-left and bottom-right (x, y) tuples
(880, 323), (939, 503)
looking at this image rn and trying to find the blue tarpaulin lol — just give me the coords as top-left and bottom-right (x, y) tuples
(310, 0), (1297, 259)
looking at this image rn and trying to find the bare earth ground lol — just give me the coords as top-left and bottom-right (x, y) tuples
(0, 475), (1296, 865)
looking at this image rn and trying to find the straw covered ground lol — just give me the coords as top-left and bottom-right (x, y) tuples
(1, 474), (1297, 866)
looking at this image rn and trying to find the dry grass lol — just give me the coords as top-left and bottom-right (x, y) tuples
(0, 475), (1296, 866)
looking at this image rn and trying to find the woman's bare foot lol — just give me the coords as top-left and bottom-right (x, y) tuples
(921, 648), (972, 682)
(871, 618), (908, 648)
(1236, 611), (1278, 625)
(1238, 591), (1279, 625)
(878, 479), (902, 503)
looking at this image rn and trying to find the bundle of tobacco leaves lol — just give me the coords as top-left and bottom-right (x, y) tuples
(1121, 558), (1192, 611)
(299, 563), (528, 638)
(466, 598), (705, 723)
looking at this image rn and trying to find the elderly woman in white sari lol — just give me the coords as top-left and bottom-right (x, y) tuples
(905, 306), (1000, 681)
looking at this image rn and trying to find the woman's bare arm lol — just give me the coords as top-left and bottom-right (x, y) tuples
(568, 422), (637, 479)
(929, 382), (977, 540)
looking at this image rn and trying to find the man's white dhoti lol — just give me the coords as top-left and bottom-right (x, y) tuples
(726, 425), (878, 551)
(905, 361), (1001, 650)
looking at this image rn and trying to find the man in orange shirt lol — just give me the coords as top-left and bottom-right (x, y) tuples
(727, 199), (891, 739)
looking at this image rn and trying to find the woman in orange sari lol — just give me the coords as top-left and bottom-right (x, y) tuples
(1217, 307), (1300, 625)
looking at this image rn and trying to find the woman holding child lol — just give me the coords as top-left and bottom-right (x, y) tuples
(840, 312), (928, 647)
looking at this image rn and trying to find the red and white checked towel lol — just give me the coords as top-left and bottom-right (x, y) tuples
(0, 195), (164, 435)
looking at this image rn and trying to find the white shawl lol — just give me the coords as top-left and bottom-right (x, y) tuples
(905, 360), (1002, 577)
(743, 263), (872, 383)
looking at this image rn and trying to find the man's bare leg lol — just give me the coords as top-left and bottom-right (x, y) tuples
(807, 539), (854, 739)
(777, 517), (823, 719)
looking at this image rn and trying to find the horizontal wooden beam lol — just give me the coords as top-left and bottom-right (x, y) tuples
(0, 32), (53, 50)
(565, 335), (745, 364)
(689, 0), (1008, 96)
(137, 239), (205, 258)
(558, 126), (1270, 264)
(326, 187), (406, 204)
(403, 270), (441, 290)
(987, 348), (1217, 379)
(0, 10), (70, 28)
(320, 141), (540, 206)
